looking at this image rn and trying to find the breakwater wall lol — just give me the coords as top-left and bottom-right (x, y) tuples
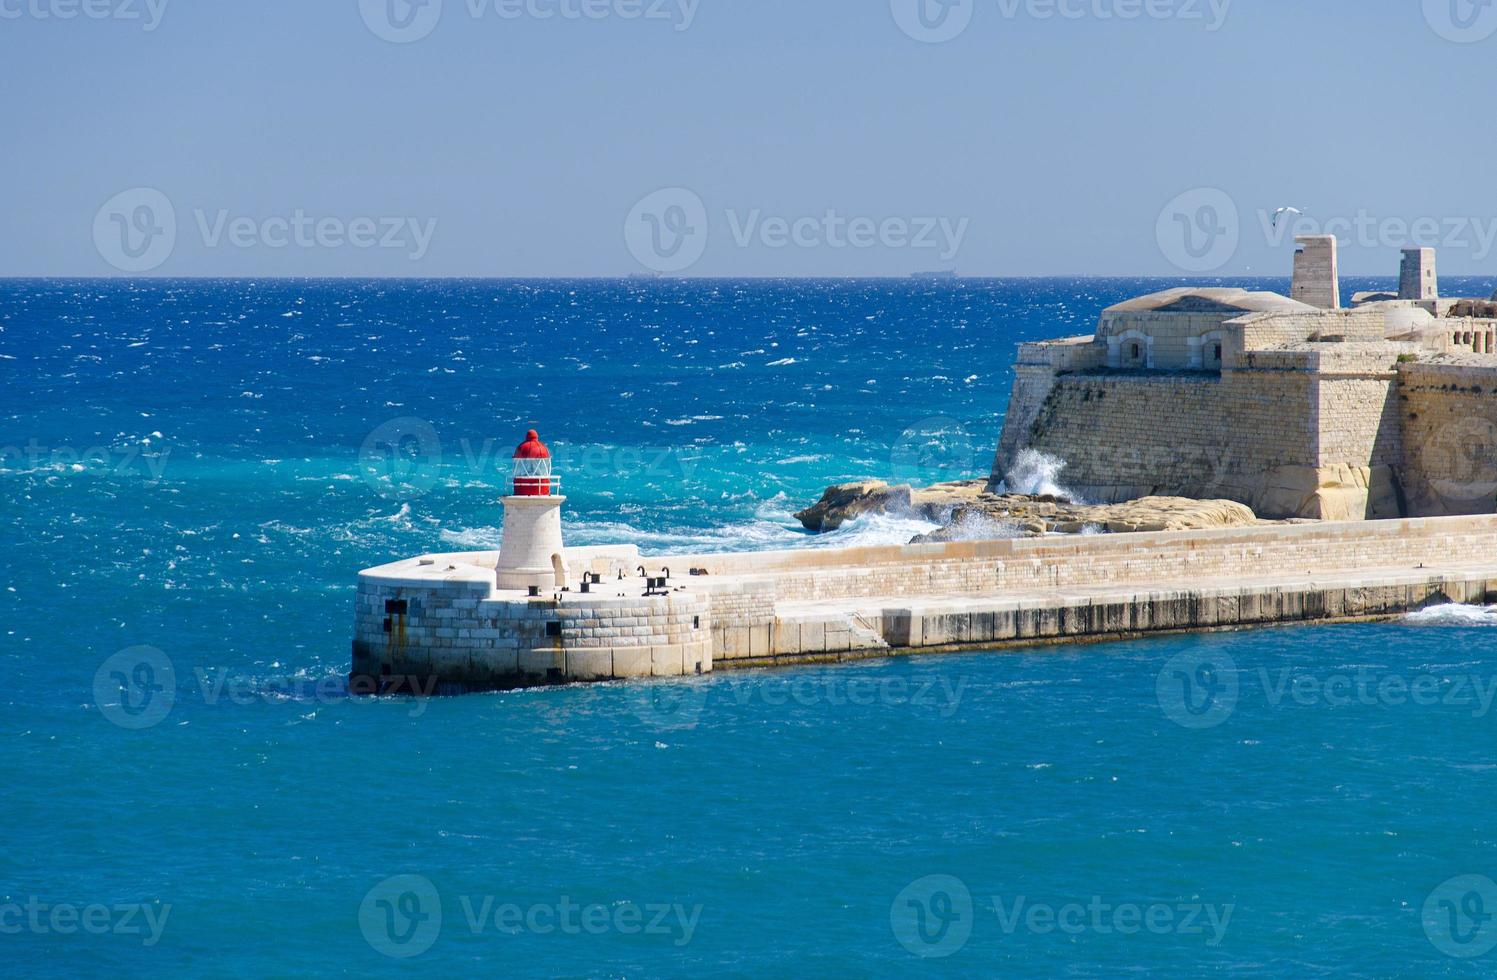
(353, 516), (1497, 689)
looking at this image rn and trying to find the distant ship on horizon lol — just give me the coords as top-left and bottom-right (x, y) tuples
(911, 270), (959, 280)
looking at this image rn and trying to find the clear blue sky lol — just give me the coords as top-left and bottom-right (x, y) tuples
(4, 0), (1496, 276)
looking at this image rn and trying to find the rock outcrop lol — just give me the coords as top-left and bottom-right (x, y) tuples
(796, 479), (1267, 542)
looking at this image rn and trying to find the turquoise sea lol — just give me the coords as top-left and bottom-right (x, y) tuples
(4, 278), (1497, 976)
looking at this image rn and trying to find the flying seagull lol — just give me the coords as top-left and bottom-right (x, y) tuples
(1271, 206), (1306, 228)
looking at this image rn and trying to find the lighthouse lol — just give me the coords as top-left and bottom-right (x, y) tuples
(495, 429), (567, 592)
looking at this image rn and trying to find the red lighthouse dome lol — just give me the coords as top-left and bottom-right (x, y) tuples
(511, 430), (554, 495)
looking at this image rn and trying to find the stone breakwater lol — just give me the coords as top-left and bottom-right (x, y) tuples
(353, 515), (1497, 691)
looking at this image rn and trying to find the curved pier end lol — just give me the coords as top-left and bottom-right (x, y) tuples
(352, 547), (712, 693)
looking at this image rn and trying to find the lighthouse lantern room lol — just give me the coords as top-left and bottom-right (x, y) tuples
(494, 429), (567, 592)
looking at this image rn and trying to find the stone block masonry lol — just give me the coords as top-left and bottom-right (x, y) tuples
(355, 515), (1497, 688)
(1292, 235), (1340, 310)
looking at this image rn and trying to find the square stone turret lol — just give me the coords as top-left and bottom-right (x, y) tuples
(1399, 247), (1438, 301)
(1291, 235), (1340, 310)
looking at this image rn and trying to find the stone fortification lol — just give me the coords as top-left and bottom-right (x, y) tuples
(991, 245), (1497, 520)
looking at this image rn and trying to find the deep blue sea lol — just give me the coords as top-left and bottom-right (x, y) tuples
(4, 277), (1497, 976)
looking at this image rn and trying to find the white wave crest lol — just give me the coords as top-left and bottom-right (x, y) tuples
(999, 449), (1082, 502)
(932, 509), (1023, 542)
(1404, 604), (1497, 627)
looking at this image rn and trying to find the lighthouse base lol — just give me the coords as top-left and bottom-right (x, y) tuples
(495, 495), (566, 592)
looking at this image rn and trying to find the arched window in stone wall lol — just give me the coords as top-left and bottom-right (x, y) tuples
(1110, 329), (1151, 369)
(1197, 330), (1227, 371)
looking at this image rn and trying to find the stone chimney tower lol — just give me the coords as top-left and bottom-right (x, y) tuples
(1399, 247), (1438, 301)
(1291, 235), (1340, 310)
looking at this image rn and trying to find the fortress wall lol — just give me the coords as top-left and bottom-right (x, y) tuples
(990, 337), (1101, 485)
(1316, 375), (1403, 468)
(992, 337), (1410, 519)
(999, 370), (1329, 512)
(1398, 362), (1497, 516)
(1022, 374), (1232, 501)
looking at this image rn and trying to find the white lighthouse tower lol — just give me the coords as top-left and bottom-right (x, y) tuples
(495, 429), (567, 592)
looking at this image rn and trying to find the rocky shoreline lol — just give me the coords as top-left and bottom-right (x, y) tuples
(795, 479), (1283, 542)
